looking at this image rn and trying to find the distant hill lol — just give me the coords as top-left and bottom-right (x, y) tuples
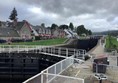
(93, 30), (118, 36)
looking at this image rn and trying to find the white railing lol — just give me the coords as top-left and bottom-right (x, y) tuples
(0, 45), (87, 60)
(0, 45), (86, 83)
(23, 57), (84, 83)
(0, 45), (44, 53)
(40, 46), (86, 60)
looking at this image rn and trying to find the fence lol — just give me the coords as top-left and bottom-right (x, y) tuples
(0, 45), (86, 83)
(106, 64), (118, 82)
(23, 57), (84, 83)
(0, 45), (87, 60)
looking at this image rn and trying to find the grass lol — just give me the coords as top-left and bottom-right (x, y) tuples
(1, 38), (67, 46)
(105, 36), (118, 49)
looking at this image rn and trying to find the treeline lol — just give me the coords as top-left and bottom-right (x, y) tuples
(46, 22), (74, 30)
(43, 23), (92, 36)
(76, 25), (92, 35)
(7, 7), (92, 36)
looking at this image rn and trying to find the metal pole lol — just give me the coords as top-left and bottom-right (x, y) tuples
(41, 74), (43, 83)
(66, 48), (68, 57)
(96, 63), (98, 73)
(117, 57), (118, 66)
(99, 79), (102, 83)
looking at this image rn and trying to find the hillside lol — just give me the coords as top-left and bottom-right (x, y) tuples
(93, 30), (118, 36)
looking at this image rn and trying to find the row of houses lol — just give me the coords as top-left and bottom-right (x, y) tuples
(0, 20), (66, 40)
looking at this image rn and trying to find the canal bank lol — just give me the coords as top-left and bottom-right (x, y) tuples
(0, 37), (101, 83)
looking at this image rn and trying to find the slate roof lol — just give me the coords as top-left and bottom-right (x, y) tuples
(0, 27), (20, 37)
(15, 22), (25, 31)
(0, 21), (6, 28)
(32, 25), (42, 30)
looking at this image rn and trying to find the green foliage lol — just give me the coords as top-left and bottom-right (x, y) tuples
(51, 23), (58, 30)
(0, 21), (1, 26)
(41, 23), (45, 28)
(9, 7), (17, 21)
(76, 25), (92, 36)
(59, 25), (68, 29)
(106, 36), (118, 49)
(88, 30), (92, 35)
(69, 22), (74, 30)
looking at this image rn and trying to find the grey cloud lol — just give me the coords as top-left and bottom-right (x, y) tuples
(1, 0), (118, 32)
(19, 0), (118, 18)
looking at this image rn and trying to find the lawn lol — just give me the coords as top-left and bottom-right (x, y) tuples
(105, 36), (118, 49)
(2, 38), (67, 45)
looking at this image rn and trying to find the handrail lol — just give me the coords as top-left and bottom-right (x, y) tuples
(0, 45), (86, 59)
(0, 45), (86, 83)
(23, 56), (84, 83)
(23, 58), (70, 83)
(0, 45), (85, 51)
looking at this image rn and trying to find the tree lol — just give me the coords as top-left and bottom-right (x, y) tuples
(9, 7), (17, 21)
(41, 23), (45, 28)
(50, 24), (58, 35)
(59, 25), (68, 29)
(76, 25), (92, 36)
(69, 22), (74, 30)
(51, 24), (58, 30)
(88, 30), (92, 35)
(0, 21), (1, 26)
(76, 25), (86, 35)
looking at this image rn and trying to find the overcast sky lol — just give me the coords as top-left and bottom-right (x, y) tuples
(0, 0), (118, 32)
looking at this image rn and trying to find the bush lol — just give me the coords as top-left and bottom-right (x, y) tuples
(35, 36), (41, 40)
(0, 39), (6, 43)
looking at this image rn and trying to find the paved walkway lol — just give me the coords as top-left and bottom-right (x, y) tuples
(61, 39), (118, 83)
(89, 40), (106, 57)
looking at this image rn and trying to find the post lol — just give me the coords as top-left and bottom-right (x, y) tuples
(117, 57), (118, 66)
(66, 48), (68, 57)
(41, 74), (43, 83)
(74, 49), (75, 57)
(58, 48), (60, 55)
(26, 46), (28, 53)
(9, 45), (10, 53)
(99, 79), (102, 83)
(96, 63), (98, 73)
(18, 45), (19, 53)
(55, 65), (56, 74)
(46, 70), (48, 83)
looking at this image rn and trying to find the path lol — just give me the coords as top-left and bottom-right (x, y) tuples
(89, 39), (106, 57)
(61, 39), (116, 83)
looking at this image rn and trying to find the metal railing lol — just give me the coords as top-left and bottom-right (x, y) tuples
(23, 57), (84, 83)
(0, 45), (86, 83)
(0, 45), (87, 60)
